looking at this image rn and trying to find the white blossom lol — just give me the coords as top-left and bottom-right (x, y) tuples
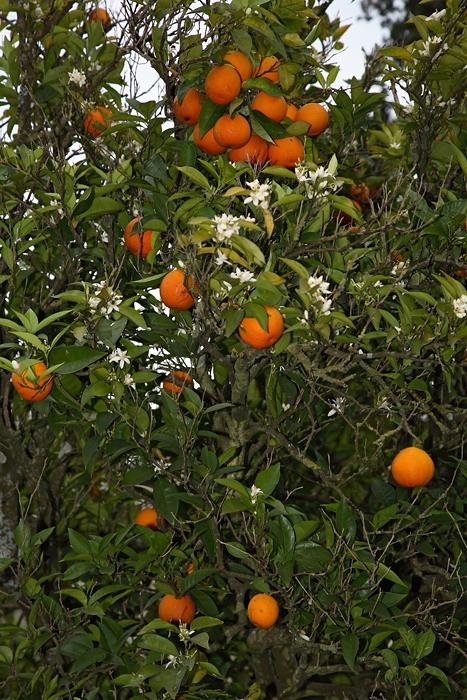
(50, 199), (64, 216)
(245, 7), (251, 14)
(390, 261), (406, 276)
(108, 348), (130, 369)
(231, 268), (255, 284)
(307, 275), (332, 315)
(68, 69), (86, 87)
(388, 139), (401, 150)
(244, 179), (271, 209)
(90, 62), (102, 72)
(373, 280), (383, 288)
(12, 360), (20, 370)
(164, 654), (178, 668)
(178, 623), (195, 642)
(300, 309), (309, 326)
(453, 294), (467, 319)
(296, 163), (342, 200)
(213, 213), (241, 241)
(34, 6), (43, 17)
(123, 374), (135, 388)
(327, 397), (346, 417)
(426, 9), (446, 21)
(250, 485), (263, 504)
(214, 250), (229, 266)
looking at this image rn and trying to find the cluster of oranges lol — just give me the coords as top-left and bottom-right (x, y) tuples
(172, 50), (329, 169)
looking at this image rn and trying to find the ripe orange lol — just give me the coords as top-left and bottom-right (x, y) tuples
(296, 103), (329, 136)
(89, 7), (111, 27)
(349, 182), (370, 203)
(83, 106), (112, 137)
(162, 370), (193, 394)
(247, 593), (279, 628)
(391, 447), (435, 487)
(135, 507), (165, 530)
(158, 594), (196, 624)
(193, 124), (226, 155)
(124, 217), (153, 258)
(251, 92), (287, 123)
(239, 305), (284, 349)
(173, 88), (204, 125)
(255, 55), (281, 82)
(160, 269), (198, 310)
(334, 200), (362, 226)
(223, 50), (253, 82)
(285, 103), (298, 121)
(205, 64), (242, 104)
(228, 134), (269, 165)
(187, 563), (195, 575)
(213, 114), (251, 148)
(268, 136), (304, 169)
(12, 362), (54, 402)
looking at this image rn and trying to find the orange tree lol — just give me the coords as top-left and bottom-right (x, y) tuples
(0, 1), (466, 698)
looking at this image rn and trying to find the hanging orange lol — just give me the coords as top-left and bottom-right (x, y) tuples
(213, 114), (251, 148)
(173, 88), (204, 125)
(228, 134), (269, 165)
(285, 103), (298, 121)
(223, 50), (253, 82)
(89, 7), (111, 27)
(205, 64), (242, 104)
(134, 507), (165, 530)
(251, 92), (287, 123)
(267, 137), (304, 169)
(160, 269), (198, 310)
(254, 56), (281, 82)
(247, 593), (279, 628)
(158, 594), (196, 624)
(124, 217), (153, 258)
(295, 103), (329, 136)
(391, 447), (435, 487)
(239, 305), (284, 349)
(334, 200), (362, 226)
(83, 106), (112, 137)
(12, 361), (54, 402)
(193, 124), (226, 155)
(349, 182), (370, 203)
(162, 370), (193, 394)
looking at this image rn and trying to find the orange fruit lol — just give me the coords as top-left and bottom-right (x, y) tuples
(239, 305), (284, 349)
(391, 447), (435, 487)
(205, 64), (241, 104)
(228, 134), (269, 165)
(162, 370), (193, 394)
(267, 136), (304, 169)
(334, 200), (362, 226)
(223, 50), (253, 82)
(135, 507), (165, 530)
(173, 88), (204, 125)
(251, 92), (287, 123)
(12, 362), (54, 402)
(83, 106), (112, 137)
(193, 124), (226, 155)
(296, 103), (329, 136)
(285, 103), (298, 121)
(349, 182), (370, 203)
(213, 114), (251, 148)
(89, 7), (111, 27)
(160, 269), (198, 310)
(247, 593), (279, 628)
(124, 217), (153, 258)
(187, 563), (195, 575)
(255, 56), (281, 83)
(455, 270), (467, 278)
(158, 594), (196, 624)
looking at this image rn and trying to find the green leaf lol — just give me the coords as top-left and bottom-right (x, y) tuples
(48, 346), (107, 374)
(180, 568), (217, 595)
(215, 478), (249, 499)
(76, 197), (124, 219)
(255, 463), (280, 496)
(197, 98), (225, 138)
(423, 666), (450, 690)
(336, 499), (356, 542)
(280, 257), (309, 279)
(118, 305), (147, 328)
(381, 648), (399, 671)
(414, 629), (435, 660)
(342, 633), (358, 671)
(176, 166), (210, 190)
(137, 634), (178, 656)
(371, 481), (396, 506)
(230, 29), (252, 55)
(153, 477), (179, 525)
(190, 616), (224, 631)
(242, 77), (283, 96)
